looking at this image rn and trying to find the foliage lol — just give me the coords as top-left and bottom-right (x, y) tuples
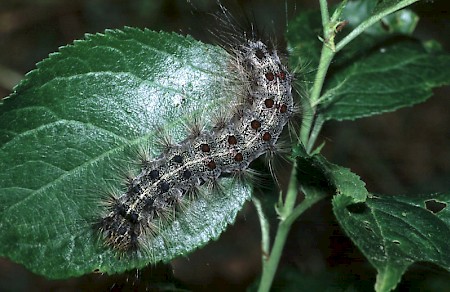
(0, 0), (449, 291)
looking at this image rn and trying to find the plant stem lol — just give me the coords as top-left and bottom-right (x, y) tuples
(258, 162), (298, 292)
(309, 46), (334, 109)
(253, 197), (270, 268)
(257, 217), (292, 292)
(281, 161), (299, 217)
(319, 0), (330, 28)
(301, 51), (334, 151)
(258, 2), (335, 291)
(300, 0), (336, 150)
(258, 163), (328, 292)
(306, 115), (325, 153)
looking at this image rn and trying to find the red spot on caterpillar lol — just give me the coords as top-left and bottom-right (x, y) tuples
(264, 98), (274, 108)
(201, 143), (210, 152)
(228, 135), (237, 145)
(251, 120), (261, 130)
(280, 104), (288, 113)
(207, 160), (216, 170)
(265, 72), (274, 81)
(277, 71), (286, 80)
(234, 153), (243, 162)
(262, 132), (271, 141)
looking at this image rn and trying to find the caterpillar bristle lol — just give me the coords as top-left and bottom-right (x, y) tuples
(96, 184), (121, 207)
(134, 142), (153, 167)
(230, 167), (261, 186)
(211, 107), (232, 130)
(183, 116), (204, 139)
(155, 204), (174, 223)
(267, 151), (292, 189)
(153, 126), (176, 153)
(118, 167), (138, 187)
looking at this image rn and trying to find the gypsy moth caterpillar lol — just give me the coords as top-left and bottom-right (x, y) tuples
(95, 3), (300, 257)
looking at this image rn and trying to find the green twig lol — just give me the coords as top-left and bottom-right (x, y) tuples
(310, 0), (335, 107)
(258, 2), (335, 291)
(252, 197), (270, 267)
(306, 115), (325, 153)
(300, 0), (338, 150)
(257, 163), (328, 292)
(319, 0), (330, 29)
(258, 162), (299, 292)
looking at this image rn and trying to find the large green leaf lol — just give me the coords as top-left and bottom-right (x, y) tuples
(333, 193), (450, 292)
(0, 28), (251, 279)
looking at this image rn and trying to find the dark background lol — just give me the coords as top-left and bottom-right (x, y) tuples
(0, 0), (449, 291)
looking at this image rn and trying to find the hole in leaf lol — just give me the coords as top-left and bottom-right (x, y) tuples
(346, 202), (369, 214)
(392, 240), (400, 245)
(425, 199), (446, 214)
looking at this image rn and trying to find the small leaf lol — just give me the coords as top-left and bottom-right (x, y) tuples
(333, 193), (450, 292)
(294, 147), (368, 203)
(0, 28), (250, 279)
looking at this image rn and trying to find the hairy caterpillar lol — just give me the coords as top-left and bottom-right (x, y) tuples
(96, 16), (296, 254)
